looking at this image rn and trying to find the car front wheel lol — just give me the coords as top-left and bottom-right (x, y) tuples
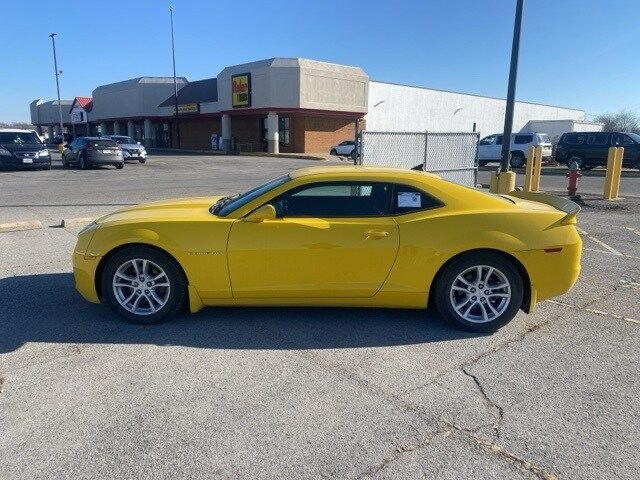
(101, 246), (186, 324)
(434, 252), (523, 332)
(509, 152), (526, 168)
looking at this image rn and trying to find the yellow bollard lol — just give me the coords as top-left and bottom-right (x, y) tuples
(603, 146), (624, 200)
(489, 170), (516, 194)
(532, 146), (542, 192)
(523, 146), (535, 192)
(523, 146), (542, 192)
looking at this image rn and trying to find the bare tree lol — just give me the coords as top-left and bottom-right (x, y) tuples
(593, 110), (640, 133)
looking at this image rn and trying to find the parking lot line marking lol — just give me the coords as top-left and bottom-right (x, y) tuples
(577, 227), (623, 256)
(546, 299), (639, 325)
(586, 222), (640, 237)
(0, 220), (43, 233)
(583, 247), (640, 260)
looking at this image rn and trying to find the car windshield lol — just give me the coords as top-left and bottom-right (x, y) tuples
(213, 175), (291, 217)
(0, 132), (42, 144)
(627, 132), (640, 143)
(112, 136), (136, 144)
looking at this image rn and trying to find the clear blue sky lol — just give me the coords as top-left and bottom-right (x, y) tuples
(1, 0), (639, 122)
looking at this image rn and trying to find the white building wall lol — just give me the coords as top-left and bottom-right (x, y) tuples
(366, 81), (585, 137)
(521, 119), (603, 142)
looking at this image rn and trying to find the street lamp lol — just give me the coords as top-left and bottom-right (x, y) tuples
(170, 6), (181, 149)
(492, 0), (524, 193)
(500, 0), (524, 172)
(49, 33), (65, 150)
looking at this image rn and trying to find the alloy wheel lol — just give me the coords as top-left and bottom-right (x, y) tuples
(112, 258), (171, 315)
(449, 265), (511, 323)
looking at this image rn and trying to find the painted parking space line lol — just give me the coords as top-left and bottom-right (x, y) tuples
(546, 299), (640, 325)
(577, 227), (624, 256)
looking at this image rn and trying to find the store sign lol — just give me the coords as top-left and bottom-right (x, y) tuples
(176, 103), (199, 115)
(232, 73), (251, 108)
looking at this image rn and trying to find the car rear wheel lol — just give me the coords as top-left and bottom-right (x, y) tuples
(434, 252), (523, 332)
(115, 163), (124, 169)
(102, 246), (186, 324)
(509, 152), (526, 168)
(567, 155), (583, 169)
(79, 154), (87, 170)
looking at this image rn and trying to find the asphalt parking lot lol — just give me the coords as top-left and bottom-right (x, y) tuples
(1, 153), (639, 479)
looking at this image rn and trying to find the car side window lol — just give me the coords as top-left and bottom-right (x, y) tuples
(587, 134), (608, 146)
(392, 184), (443, 214)
(612, 134), (634, 146)
(479, 136), (495, 146)
(495, 136), (503, 145)
(514, 134), (533, 144)
(273, 181), (393, 218)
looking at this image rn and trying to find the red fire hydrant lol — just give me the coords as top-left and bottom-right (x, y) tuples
(566, 161), (582, 196)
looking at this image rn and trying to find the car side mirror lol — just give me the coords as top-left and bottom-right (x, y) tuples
(244, 204), (277, 222)
(137, 141), (141, 145)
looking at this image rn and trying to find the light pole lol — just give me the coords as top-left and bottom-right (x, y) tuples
(49, 33), (65, 148)
(499, 0), (524, 173)
(170, 6), (181, 149)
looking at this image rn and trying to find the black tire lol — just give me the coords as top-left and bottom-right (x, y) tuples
(509, 152), (526, 168)
(139, 158), (146, 163)
(62, 154), (69, 168)
(42, 164), (51, 171)
(79, 154), (87, 170)
(566, 154), (583, 169)
(433, 252), (524, 333)
(330, 149), (337, 156)
(101, 246), (186, 325)
(115, 163), (124, 169)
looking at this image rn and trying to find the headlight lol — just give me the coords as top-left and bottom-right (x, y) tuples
(0, 147), (11, 156)
(78, 221), (99, 236)
(36, 149), (50, 158)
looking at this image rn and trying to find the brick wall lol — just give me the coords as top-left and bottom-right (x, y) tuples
(177, 118), (221, 150)
(302, 116), (363, 154)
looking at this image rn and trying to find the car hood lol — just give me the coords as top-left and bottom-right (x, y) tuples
(95, 196), (224, 225)
(0, 143), (45, 153)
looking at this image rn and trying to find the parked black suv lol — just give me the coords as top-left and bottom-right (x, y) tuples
(555, 131), (640, 170)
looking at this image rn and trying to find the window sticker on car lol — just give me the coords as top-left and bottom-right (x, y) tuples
(398, 191), (421, 208)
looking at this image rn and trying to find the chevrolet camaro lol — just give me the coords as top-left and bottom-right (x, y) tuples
(73, 166), (582, 332)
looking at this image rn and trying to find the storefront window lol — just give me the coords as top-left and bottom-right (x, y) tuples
(279, 117), (290, 146)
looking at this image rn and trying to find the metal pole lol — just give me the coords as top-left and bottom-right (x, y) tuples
(499, 0), (524, 172)
(170, 6), (181, 149)
(49, 33), (64, 143)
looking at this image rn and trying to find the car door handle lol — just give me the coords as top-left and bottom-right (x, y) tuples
(364, 230), (390, 239)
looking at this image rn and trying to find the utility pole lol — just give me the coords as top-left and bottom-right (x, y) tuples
(170, 6), (181, 149)
(499, 0), (524, 172)
(49, 33), (65, 148)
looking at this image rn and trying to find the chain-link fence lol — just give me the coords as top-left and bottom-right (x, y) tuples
(356, 131), (479, 186)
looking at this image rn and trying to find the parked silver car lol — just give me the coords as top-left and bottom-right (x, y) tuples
(106, 135), (147, 163)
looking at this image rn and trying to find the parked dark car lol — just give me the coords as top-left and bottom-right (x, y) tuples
(62, 137), (124, 169)
(0, 129), (51, 170)
(555, 131), (640, 170)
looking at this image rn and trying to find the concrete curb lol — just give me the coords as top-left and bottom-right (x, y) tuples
(61, 217), (95, 228)
(0, 220), (43, 233)
(147, 147), (328, 161)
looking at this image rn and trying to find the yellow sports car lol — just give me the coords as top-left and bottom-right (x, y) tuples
(73, 166), (581, 332)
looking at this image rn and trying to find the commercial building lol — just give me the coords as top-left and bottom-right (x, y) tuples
(30, 57), (598, 152)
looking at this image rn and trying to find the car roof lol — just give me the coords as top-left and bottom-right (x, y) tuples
(0, 128), (37, 133)
(289, 165), (442, 181)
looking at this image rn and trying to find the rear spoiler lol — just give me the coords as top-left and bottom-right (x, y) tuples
(507, 191), (580, 224)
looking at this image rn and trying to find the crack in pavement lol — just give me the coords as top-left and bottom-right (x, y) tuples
(442, 420), (558, 480)
(461, 366), (504, 438)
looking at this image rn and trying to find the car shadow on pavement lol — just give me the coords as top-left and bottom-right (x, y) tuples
(0, 273), (480, 354)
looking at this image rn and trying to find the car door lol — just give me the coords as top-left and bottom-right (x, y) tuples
(336, 141), (352, 155)
(585, 133), (609, 164)
(477, 135), (496, 161)
(612, 133), (639, 165)
(227, 181), (399, 298)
